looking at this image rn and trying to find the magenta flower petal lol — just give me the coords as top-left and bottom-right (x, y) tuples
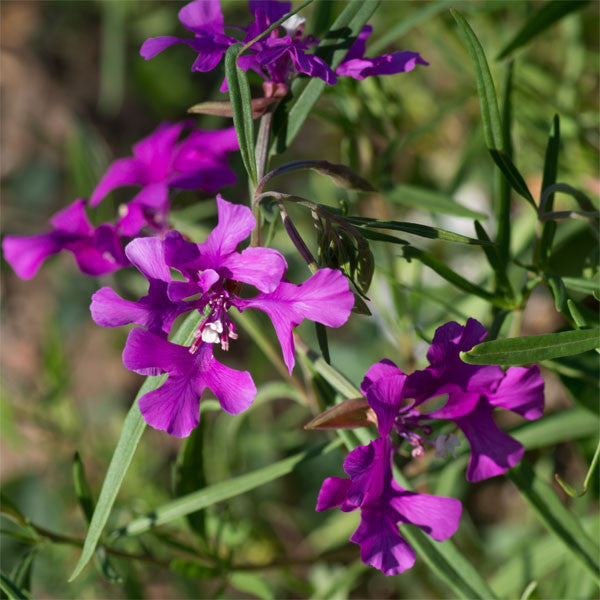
(316, 477), (352, 512)
(390, 486), (462, 542)
(365, 372), (409, 437)
(235, 268), (354, 373)
(249, 0), (291, 23)
(123, 328), (255, 437)
(197, 194), (256, 262)
(140, 36), (197, 60)
(350, 505), (416, 576)
(489, 365), (544, 420)
(453, 397), (525, 482)
(125, 237), (171, 282)
(2, 233), (61, 280)
(361, 359), (404, 394)
(49, 199), (94, 234)
(178, 0), (224, 34)
(90, 157), (144, 207)
(218, 246), (287, 293)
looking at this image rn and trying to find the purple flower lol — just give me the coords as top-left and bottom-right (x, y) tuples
(92, 195), (354, 436)
(2, 199), (128, 280)
(317, 436), (461, 576)
(337, 25), (428, 80)
(140, 0), (238, 72)
(242, 1), (337, 86)
(90, 122), (238, 236)
(141, 0), (337, 89)
(123, 327), (256, 437)
(91, 236), (192, 342)
(361, 319), (545, 482)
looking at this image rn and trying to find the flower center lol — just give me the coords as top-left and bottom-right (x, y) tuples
(190, 291), (238, 353)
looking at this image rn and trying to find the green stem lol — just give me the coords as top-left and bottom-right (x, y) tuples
(251, 113), (273, 247)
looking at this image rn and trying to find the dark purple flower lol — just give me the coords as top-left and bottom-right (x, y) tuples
(317, 436), (461, 575)
(361, 319), (545, 482)
(90, 122), (238, 236)
(241, 0), (336, 86)
(2, 199), (128, 280)
(337, 25), (428, 80)
(140, 0), (238, 72)
(123, 327), (256, 437)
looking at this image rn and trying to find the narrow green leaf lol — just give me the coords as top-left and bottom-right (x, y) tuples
(496, 0), (589, 60)
(489, 149), (536, 207)
(511, 408), (599, 450)
(474, 221), (513, 298)
(73, 451), (94, 525)
(568, 299), (588, 329)
(110, 440), (342, 539)
(9, 548), (37, 594)
(170, 559), (219, 579)
(356, 228), (409, 246)
(347, 217), (488, 245)
(225, 44), (257, 184)
(0, 573), (33, 600)
(563, 276), (600, 295)
(495, 61), (513, 265)
(271, 0), (381, 154)
(539, 115), (561, 267)
(387, 184), (487, 220)
(547, 274), (567, 312)
(69, 311), (203, 581)
(461, 327), (600, 365)
(403, 246), (508, 308)
(507, 461), (600, 581)
(315, 322), (330, 364)
(450, 9), (503, 150)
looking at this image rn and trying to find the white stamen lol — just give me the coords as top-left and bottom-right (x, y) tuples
(118, 204), (129, 217)
(434, 433), (460, 459)
(282, 14), (305, 35)
(201, 320), (223, 344)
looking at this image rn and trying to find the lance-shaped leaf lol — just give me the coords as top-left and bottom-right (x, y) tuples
(69, 310), (203, 581)
(225, 44), (256, 184)
(305, 397), (375, 430)
(496, 0), (590, 60)
(109, 440), (342, 539)
(461, 328), (600, 365)
(451, 10), (535, 208)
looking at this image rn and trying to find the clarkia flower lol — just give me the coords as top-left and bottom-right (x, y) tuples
(140, 0), (238, 72)
(361, 319), (545, 482)
(91, 195), (355, 436)
(2, 199), (128, 280)
(317, 437), (461, 575)
(337, 25), (429, 80)
(90, 121), (238, 236)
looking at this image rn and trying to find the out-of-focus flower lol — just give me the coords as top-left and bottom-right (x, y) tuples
(2, 199), (128, 279)
(90, 122), (238, 236)
(337, 25), (428, 80)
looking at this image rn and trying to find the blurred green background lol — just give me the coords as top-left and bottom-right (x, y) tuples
(1, 1), (598, 598)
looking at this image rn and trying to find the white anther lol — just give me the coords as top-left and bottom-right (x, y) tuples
(201, 321), (223, 344)
(282, 14), (305, 35)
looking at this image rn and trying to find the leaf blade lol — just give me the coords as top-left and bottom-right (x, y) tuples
(462, 328), (600, 365)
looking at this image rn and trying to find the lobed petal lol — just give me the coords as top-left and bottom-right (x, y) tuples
(90, 157), (145, 207)
(316, 477), (352, 512)
(218, 246), (287, 293)
(489, 365), (544, 420)
(2, 233), (61, 280)
(365, 373), (408, 437)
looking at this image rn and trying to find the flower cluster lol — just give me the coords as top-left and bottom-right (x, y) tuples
(317, 319), (545, 574)
(92, 195), (354, 437)
(2, 121), (238, 279)
(141, 0), (428, 92)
